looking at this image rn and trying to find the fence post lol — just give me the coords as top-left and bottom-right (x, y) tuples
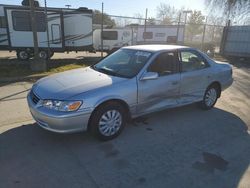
(176, 12), (181, 44)
(143, 8), (148, 43)
(101, 2), (104, 58)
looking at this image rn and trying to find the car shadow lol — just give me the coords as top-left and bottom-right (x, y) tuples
(0, 105), (250, 188)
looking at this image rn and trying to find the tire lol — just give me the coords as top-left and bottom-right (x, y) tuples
(17, 50), (30, 60)
(38, 50), (49, 60)
(200, 85), (219, 110)
(90, 102), (126, 141)
(49, 51), (54, 58)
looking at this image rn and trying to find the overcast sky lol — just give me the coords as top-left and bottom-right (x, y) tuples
(1, 0), (208, 18)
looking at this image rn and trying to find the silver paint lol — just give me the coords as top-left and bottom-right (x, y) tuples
(27, 45), (233, 133)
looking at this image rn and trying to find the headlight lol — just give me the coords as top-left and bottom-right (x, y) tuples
(42, 100), (82, 112)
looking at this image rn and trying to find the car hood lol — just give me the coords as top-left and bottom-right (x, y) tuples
(33, 67), (126, 100)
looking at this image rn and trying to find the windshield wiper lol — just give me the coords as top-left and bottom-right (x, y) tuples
(94, 67), (127, 78)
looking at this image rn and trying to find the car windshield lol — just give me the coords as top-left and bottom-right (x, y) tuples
(92, 49), (152, 78)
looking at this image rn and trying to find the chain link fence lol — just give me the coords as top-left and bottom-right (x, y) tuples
(96, 13), (225, 54)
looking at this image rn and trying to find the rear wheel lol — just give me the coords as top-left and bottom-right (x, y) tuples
(200, 85), (219, 110)
(38, 50), (49, 60)
(90, 102), (126, 141)
(17, 50), (30, 60)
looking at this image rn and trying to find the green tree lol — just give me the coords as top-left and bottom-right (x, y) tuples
(147, 17), (157, 25)
(134, 13), (144, 25)
(205, 0), (250, 24)
(186, 11), (205, 41)
(156, 3), (179, 24)
(93, 10), (116, 27)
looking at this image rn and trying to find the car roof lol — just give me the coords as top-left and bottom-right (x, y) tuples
(122, 44), (190, 52)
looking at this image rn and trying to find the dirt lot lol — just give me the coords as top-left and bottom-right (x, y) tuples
(0, 53), (250, 188)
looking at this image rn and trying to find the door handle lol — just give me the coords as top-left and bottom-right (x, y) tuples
(172, 81), (179, 85)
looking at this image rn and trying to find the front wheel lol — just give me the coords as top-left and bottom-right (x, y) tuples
(200, 85), (219, 110)
(90, 102), (126, 141)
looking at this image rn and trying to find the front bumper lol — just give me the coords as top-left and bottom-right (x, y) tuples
(222, 77), (233, 91)
(27, 92), (92, 133)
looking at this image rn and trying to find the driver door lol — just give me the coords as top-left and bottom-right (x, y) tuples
(137, 51), (181, 115)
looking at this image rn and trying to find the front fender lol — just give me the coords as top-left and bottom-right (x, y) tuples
(94, 95), (127, 108)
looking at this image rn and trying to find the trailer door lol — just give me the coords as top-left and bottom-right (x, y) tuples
(47, 12), (63, 48)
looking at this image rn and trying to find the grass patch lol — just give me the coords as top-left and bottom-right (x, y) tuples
(0, 58), (101, 78)
(46, 63), (83, 74)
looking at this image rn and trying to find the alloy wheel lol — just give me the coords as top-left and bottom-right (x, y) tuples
(98, 110), (122, 136)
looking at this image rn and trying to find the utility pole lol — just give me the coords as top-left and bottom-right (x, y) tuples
(44, 0), (50, 58)
(29, 0), (47, 71)
(101, 2), (104, 58)
(29, 0), (39, 59)
(65, 5), (71, 9)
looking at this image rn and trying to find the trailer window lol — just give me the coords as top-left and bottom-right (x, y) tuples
(102, 31), (118, 40)
(0, 17), (7, 28)
(167, 36), (177, 43)
(12, 11), (46, 32)
(143, 32), (153, 39)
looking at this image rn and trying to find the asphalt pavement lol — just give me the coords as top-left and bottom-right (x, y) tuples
(0, 62), (250, 188)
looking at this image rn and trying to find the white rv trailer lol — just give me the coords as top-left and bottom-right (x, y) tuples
(0, 5), (8, 47)
(0, 4), (93, 60)
(93, 28), (133, 53)
(136, 25), (185, 45)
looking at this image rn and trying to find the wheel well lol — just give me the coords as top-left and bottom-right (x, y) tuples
(87, 99), (131, 131)
(209, 81), (221, 98)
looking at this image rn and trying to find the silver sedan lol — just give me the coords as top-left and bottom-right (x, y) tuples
(27, 45), (233, 140)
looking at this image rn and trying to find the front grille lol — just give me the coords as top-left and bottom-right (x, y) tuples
(30, 90), (40, 105)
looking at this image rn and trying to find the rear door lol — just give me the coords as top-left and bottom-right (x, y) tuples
(179, 49), (211, 104)
(137, 51), (180, 115)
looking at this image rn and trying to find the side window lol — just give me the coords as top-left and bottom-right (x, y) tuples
(102, 31), (118, 40)
(143, 32), (153, 39)
(180, 50), (208, 72)
(148, 52), (177, 76)
(12, 11), (46, 32)
(12, 11), (31, 31)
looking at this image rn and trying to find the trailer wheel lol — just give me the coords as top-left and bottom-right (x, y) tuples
(38, 50), (49, 60)
(17, 50), (30, 60)
(49, 51), (54, 58)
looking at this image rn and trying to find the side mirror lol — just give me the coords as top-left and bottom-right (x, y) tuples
(140, 72), (159, 81)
